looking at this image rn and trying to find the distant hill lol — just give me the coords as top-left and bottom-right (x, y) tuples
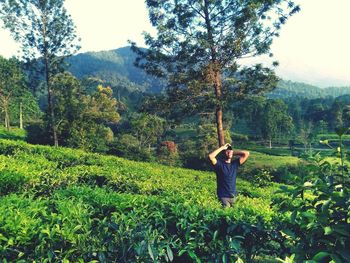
(67, 46), (164, 93)
(66, 47), (350, 99)
(269, 80), (350, 99)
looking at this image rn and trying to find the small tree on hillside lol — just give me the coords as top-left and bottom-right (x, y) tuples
(51, 75), (120, 151)
(130, 113), (166, 150)
(131, 0), (300, 146)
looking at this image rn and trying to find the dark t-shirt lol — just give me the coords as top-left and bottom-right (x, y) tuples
(214, 158), (240, 198)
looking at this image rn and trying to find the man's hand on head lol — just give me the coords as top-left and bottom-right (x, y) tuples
(223, 143), (231, 150)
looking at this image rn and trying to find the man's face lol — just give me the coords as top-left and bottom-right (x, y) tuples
(225, 149), (233, 159)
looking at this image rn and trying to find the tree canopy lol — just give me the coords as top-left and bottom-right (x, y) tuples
(131, 0), (300, 146)
(0, 0), (80, 146)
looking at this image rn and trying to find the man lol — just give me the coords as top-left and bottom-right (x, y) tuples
(208, 143), (250, 207)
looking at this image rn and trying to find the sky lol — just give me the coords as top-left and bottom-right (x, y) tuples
(0, 0), (350, 88)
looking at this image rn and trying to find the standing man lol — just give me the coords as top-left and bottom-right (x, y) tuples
(208, 143), (250, 207)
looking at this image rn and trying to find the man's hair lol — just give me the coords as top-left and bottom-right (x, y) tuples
(226, 145), (233, 150)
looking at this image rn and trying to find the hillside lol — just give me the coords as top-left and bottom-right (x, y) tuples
(0, 129), (301, 261)
(269, 79), (350, 99)
(67, 47), (164, 93)
(67, 47), (350, 100)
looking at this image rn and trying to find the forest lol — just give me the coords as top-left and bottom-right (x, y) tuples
(0, 0), (349, 262)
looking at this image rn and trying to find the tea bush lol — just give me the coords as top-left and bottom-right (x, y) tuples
(0, 138), (294, 262)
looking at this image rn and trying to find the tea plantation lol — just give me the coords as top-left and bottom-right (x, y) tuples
(0, 136), (302, 262)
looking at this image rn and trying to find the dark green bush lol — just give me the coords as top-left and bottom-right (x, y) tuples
(25, 121), (51, 145)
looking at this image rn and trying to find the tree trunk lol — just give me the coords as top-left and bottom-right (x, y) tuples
(203, 0), (225, 147)
(42, 14), (58, 147)
(213, 68), (225, 147)
(19, 102), (23, 129)
(4, 103), (10, 131)
(44, 54), (58, 147)
(269, 139), (272, 149)
(215, 105), (225, 146)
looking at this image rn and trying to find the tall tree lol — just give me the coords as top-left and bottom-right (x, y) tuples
(131, 0), (299, 146)
(0, 0), (80, 146)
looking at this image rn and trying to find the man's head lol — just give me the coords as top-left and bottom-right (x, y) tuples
(225, 145), (234, 159)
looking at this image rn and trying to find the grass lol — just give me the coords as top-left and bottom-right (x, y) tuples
(245, 150), (299, 169)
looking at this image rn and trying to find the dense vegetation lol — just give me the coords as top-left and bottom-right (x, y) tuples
(0, 135), (289, 262)
(1, 0), (349, 262)
(0, 128), (348, 262)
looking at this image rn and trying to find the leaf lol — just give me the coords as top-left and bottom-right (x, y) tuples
(73, 225), (82, 232)
(167, 246), (173, 262)
(231, 240), (240, 251)
(0, 233), (8, 241)
(290, 210), (297, 222)
(301, 211), (315, 219)
(188, 251), (198, 261)
(303, 181), (313, 187)
(321, 199), (331, 213)
(324, 226), (333, 235)
(313, 252), (330, 261)
(213, 230), (218, 240)
(148, 244), (154, 261)
(280, 229), (295, 239)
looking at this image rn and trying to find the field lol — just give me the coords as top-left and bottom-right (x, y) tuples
(0, 127), (305, 262)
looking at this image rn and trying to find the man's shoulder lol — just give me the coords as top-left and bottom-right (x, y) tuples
(213, 158), (223, 168)
(233, 158), (240, 166)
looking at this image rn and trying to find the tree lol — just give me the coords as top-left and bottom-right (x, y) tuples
(241, 97), (293, 147)
(0, 0), (80, 146)
(130, 113), (166, 150)
(260, 99), (294, 148)
(0, 56), (25, 130)
(131, 0), (299, 146)
(51, 75), (120, 151)
(51, 72), (85, 143)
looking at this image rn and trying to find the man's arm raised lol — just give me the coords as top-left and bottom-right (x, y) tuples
(208, 143), (230, 166)
(232, 150), (250, 165)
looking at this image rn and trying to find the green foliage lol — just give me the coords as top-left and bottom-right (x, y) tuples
(0, 0), (80, 145)
(0, 138), (287, 262)
(0, 170), (27, 195)
(236, 97), (294, 147)
(129, 113), (165, 148)
(0, 125), (26, 141)
(0, 56), (41, 129)
(269, 80), (350, 99)
(132, 0), (299, 146)
(275, 132), (350, 262)
(243, 167), (273, 187)
(29, 73), (120, 151)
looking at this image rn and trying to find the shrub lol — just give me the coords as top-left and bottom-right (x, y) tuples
(0, 170), (27, 195)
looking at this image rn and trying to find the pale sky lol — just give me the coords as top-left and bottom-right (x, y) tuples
(1, 0), (350, 88)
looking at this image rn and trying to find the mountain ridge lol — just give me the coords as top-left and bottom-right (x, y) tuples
(66, 46), (350, 99)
